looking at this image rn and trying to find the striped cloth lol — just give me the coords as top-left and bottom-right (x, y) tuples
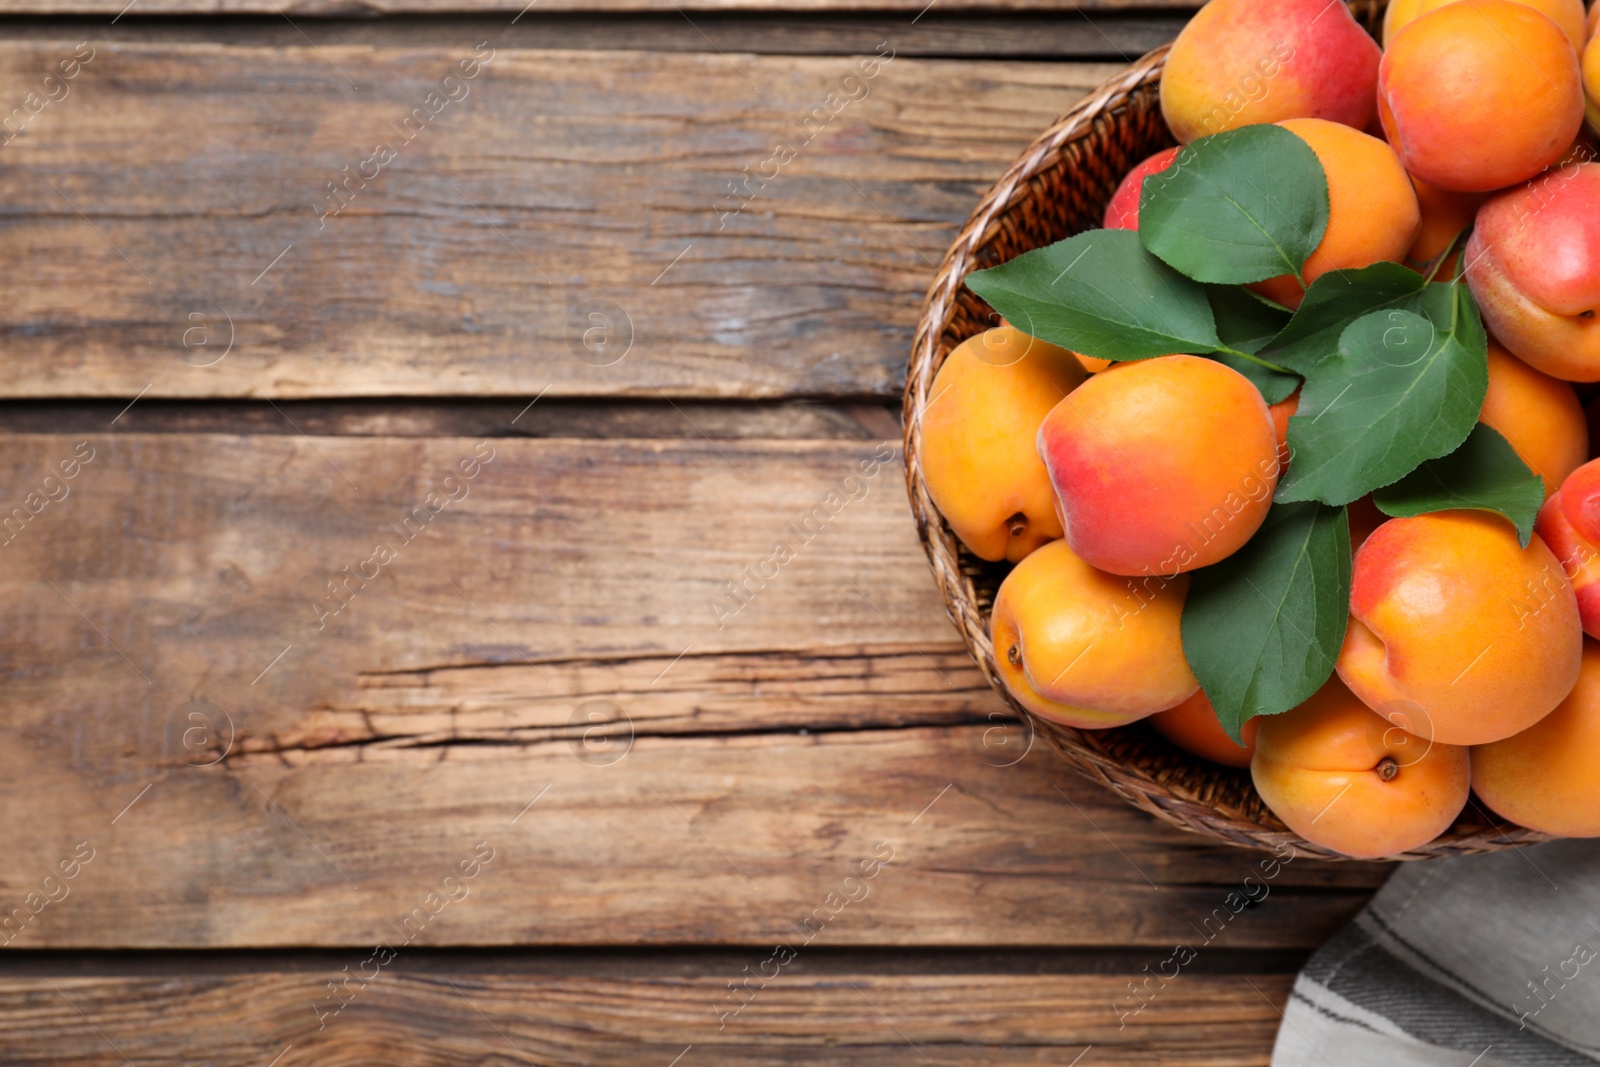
(1273, 840), (1600, 1067)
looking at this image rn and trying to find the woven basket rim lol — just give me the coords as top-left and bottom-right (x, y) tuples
(901, 27), (1552, 862)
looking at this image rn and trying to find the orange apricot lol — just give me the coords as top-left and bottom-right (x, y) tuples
(1386, 0), (1589, 50)
(1150, 690), (1257, 768)
(1534, 457), (1600, 637)
(1037, 355), (1280, 577)
(991, 539), (1198, 728)
(919, 326), (1085, 562)
(1253, 119), (1420, 309)
(1346, 495), (1387, 551)
(1480, 340), (1588, 497)
(1160, 0), (1380, 144)
(1075, 354), (1113, 374)
(1103, 147), (1180, 231)
(1466, 163), (1600, 381)
(1338, 510), (1582, 746)
(1587, 31), (1600, 130)
(1268, 387), (1299, 472)
(1251, 677), (1470, 859)
(1473, 637), (1600, 836)
(1380, 0), (1585, 192)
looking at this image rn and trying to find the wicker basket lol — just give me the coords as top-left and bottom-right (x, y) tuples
(902, 0), (1551, 861)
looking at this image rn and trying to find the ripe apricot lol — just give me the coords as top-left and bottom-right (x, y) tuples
(1103, 147), (1179, 231)
(1386, 0), (1588, 50)
(1075, 354), (1113, 374)
(991, 539), (1198, 728)
(1587, 32), (1600, 130)
(1480, 340), (1588, 497)
(1338, 510), (1582, 745)
(1254, 119), (1420, 308)
(1407, 177), (1486, 266)
(1160, 0), (1381, 144)
(1534, 457), (1600, 637)
(1150, 690), (1257, 768)
(1268, 387), (1299, 471)
(1474, 638), (1600, 836)
(919, 326), (1085, 562)
(1347, 495), (1387, 551)
(1380, 0), (1584, 192)
(1251, 677), (1470, 859)
(1037, 355), (1279, 577)
(1466, 163), (1600, 381)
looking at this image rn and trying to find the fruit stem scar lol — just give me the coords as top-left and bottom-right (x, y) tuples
(1006, 512), (1028, 538)
(1376, 756), (1400, 782)
(1007, 644), (1022, 667)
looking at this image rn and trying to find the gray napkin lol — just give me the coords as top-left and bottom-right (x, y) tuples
(1273, 840), (1600, 1066)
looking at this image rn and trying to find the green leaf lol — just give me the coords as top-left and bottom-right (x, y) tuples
(1372, 424), (1544, 547)
(1181, 502), (1351, 742)
(1206, 285), (1299, 404)
(1276, 281), (1489, 507)
(1262, 262), (1427, 371)
(965, 229), (1221, 360)
(1139, 125), (1330, 286)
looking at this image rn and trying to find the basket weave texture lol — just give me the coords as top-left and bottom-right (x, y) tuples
(902, 0), (1551, 861)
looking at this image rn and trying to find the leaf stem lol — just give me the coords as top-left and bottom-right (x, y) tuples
(1422, 226), (1472, 284)
(1216, 345), (1296, 376)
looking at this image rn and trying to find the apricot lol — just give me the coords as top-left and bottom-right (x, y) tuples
(1379, 0), (1585, 192)
(1480, 340), (1588, 497)
(1386, 0), (1588, 50)
(1466, 163), (1600, 380)
(1407, 177), (1486, 266)
(1075, 354), (1113, 374)
(1534, 458), (1600, 636)
(1251, 677), (1470, 859)
(1254, 119), (1420, 308)
(1347, 495), (1387, 551)
(1160, 0), (1381, 144)
(1338, 510), (1582, 746)
(1268, 387), (1299, 471)
(1587, 32), (1600, 130)
(1150, 690), (1257, 768)
(1590, 0), (1598, 40)
(1037, 355), (1279, 577)
(1103, 147), (1179, 231)
(919, 326), (1085, 562)
(1474, 638), (1600, 836)
(991, 539), (1198, 728)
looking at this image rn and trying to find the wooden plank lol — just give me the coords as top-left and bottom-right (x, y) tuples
(0, 43), (1121, 399)
(0, 398), (905, 439)
(0, 0), (1202, 14)
(0, 435), (1387, 948)
(0, 966), (1293, 1065)
(0, 13), (1190, 59)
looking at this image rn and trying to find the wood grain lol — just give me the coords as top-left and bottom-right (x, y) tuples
(0, 13), (1190, 59)
(0, 0), (1202, 15)
(0, 967), (1290, 1066)
(0, 433), (1387, 949)
(0, 42), (1119, 400)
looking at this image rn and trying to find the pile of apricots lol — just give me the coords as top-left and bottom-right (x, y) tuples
(921, 0), (1600, 858)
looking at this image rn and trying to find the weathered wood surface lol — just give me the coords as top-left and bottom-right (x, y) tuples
(0, 43), (1119, 400)
(2, 13), (1189, 59)
(0, 966), (1293, 1065)
(0, 0), (1203, 15)
(0, 433), (1387, 949)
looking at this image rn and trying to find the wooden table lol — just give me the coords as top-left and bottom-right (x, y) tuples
(0, 3), (1394, 1061)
